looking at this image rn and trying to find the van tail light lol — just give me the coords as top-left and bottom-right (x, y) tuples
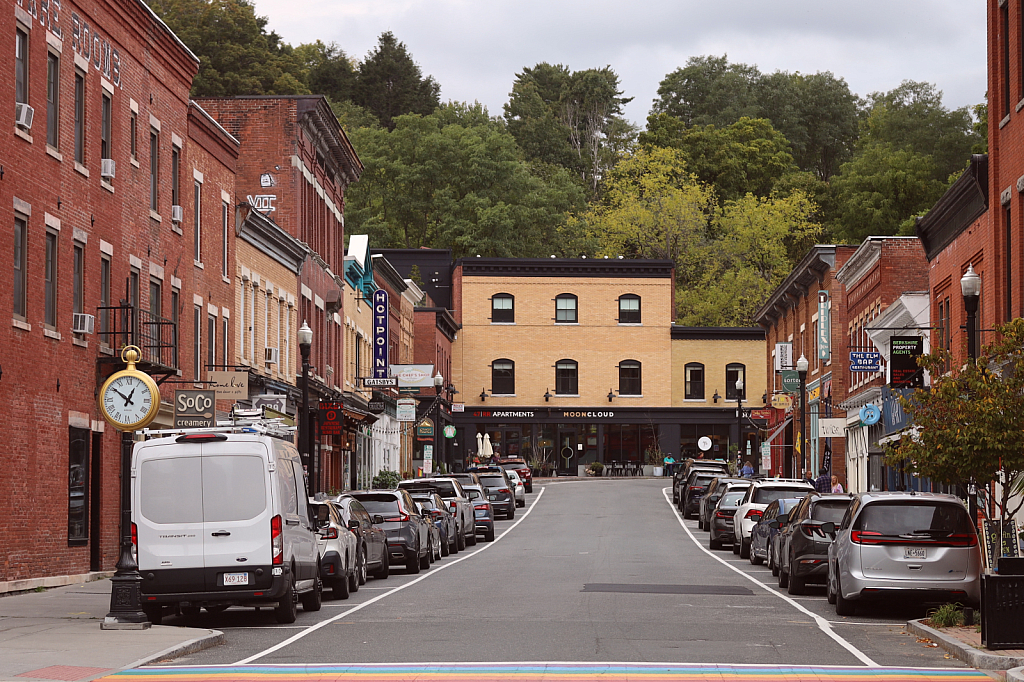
(271, 514), (283, 565)
(131, 523), (138, 559)
(324, 527), (339, 540)
(744, 509), (763, 521)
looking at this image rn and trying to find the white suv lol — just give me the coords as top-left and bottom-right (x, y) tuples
(732, 478), (814, 559)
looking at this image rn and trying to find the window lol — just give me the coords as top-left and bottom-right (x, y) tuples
(491, 294), (514, 323)
(222, 201), (229, 277)
(284, 303), (291, 375)
(44, 231), (57, 327)
(99, 256), (110, 334)
(207, 313), (216, 373)
(193, 180), (201, 261)
(685, 363), (704, 400)
(1007, 203), (1013, 323)
(14, 217), (27, 319)
(149, 279), (161, 363)
(239, 282), (247, 361)
(15, 28), (28, 105)
(74, 72), (85, 164)
(725, 363), (746, 400)
(264, 289), (271, 362)
(619, 360), (641, 395)
(555, 359), (578, 395)
(129, 268), (139, 309)
(193, 305), (202, 380)
(222, 315), (229, 367)
(555, 294), (577, 323)
(68, 427), (90, 545)
(129, 111), (137, 161)
(100, 93), (112, 167)
(73, 243), (84, 315)
(46, 53), (59, 148)
(1004, 1), (1012, 117)
(491, 359), (515, 395)
(618, 294), (641, 324)
(171, 146), (180, 210)
(149, 129), (159, 211)
(170, 288), (179, 368)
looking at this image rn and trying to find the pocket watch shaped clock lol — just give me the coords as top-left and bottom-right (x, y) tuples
(99, 345), (161, 431)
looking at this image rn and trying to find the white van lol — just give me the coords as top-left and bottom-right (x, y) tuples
(133, 429), (321, 624)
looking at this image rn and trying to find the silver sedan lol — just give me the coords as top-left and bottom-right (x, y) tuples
(506, 469), (527, 508)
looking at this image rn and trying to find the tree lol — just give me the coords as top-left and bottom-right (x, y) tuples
(149, 0), (308, 97)
(652, 55), (760, 127)
(296, 41), (356, 106)
(889, 319), (1024, 527)
(352, 32), (440, 130)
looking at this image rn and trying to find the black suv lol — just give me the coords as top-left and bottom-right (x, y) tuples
(774, 493), (852, 594)
(349, 489), (432, 574)
(476, 470), (516, 519)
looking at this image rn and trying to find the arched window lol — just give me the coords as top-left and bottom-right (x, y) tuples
(491, 359), (515, 395)
(685, 363), (705, 400)
(555, 294), (578, 323)
(619, 360), (642, 395)
(618, 294), (641, 324)
(555, 359), (578, 394)
(725, 363), (746, 400)
(491, 293), (514, 323)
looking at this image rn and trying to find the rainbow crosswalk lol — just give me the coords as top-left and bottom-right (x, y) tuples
(97, 662), (991, 681)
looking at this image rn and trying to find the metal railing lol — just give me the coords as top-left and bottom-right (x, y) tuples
(97, 304), (178, 371)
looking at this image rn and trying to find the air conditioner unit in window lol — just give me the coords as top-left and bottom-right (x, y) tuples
(101, 158), (116, 179)
(264, 347), (279, 364)
(171, 205), (184, 223)
(15, 102), (34, 129)
(72, 313), (95, 334)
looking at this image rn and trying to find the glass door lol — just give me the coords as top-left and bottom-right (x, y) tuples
(557, 428), (577, 475)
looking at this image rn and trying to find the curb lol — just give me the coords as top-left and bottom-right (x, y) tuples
(1009, 666), (1024, 681)
(906, 619), (1024, 671)
(121, 628), (225, 670)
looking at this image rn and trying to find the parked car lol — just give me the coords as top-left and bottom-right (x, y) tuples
(477, 471), (516, 519)
(826, 492), (981, 616)
(505, 469), (527, 507)
(398, 477), (476, 549)
(497, 458), (533, 493)
(672, 460), (728, 503)
(749, 497), (802, 571)
(709, 489), (748, 550)
(679, 469), (721, 518)
(699, 477), (751, 531)
(311, 499), (358, 599)
(414, 502), (443, 564)
(450, 472), (482, 490)
(462, 484), (495, 542)
(732, 478), (815, 559)
(349, 489), (432, 574)
(330, 494), (390, 580)
(409, 491), (456, 556)
(774, 493), (852, 594)
(133, 430), (321, 624)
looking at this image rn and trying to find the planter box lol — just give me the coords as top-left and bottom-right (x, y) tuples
(652, 466), (663, 477)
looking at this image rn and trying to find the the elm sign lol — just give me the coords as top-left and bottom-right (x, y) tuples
(373, 289), (389, 379)
(890, 336), (924, 388)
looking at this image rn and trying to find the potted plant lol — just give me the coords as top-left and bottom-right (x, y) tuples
(643, 446), (664, 477)
(587, 461), (604, 477)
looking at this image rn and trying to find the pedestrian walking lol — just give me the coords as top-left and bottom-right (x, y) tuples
(804, 470), (815, 486)
(814, 467), (831, 493)
(740, 460), (755, 478)
(831, 475), (844, 494)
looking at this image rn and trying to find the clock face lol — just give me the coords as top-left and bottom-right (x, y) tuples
(101, 372), (159, 429)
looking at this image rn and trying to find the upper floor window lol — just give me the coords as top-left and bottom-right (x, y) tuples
(491, 359), (515, 395)
(725, 363), (746, 401)
(618, 294), (641, 324)
(619, 360), (642, 395)
(193, 180), (202, 262)
(15, 28), (28, 105)
(100, 93), (112, 175)
(555, 294), (577, 323)
(44, 231), (57, 327)
(555, 359), (578, 395)
(13, 217), (27, 319)
(171, 146), (180, 211)
(74, 72), (85, 164)
(150, 129), (159, 211)
(46, 53), (59, 148)
(491, 293), (514, 323)
(684, 362), (704, 400)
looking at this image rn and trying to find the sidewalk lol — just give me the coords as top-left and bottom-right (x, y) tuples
(0, 577), (223, 682)
(907, 618), (1024, 671)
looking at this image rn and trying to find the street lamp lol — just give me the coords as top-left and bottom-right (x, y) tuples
(433, 372), (444, 473)
(297, 321), (313, 495)
(960, 264), (981, 525)
(796, 354), (809, 478)
(735, 377), (744, 469)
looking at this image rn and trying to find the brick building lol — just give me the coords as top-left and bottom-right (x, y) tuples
(3, 0), (236, 587)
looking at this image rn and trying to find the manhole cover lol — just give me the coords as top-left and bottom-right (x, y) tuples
(582, 583), (753, 595)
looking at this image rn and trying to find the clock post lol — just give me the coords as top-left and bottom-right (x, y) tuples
(99, 346), (160, 630)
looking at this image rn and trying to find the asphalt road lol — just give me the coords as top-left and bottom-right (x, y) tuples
(157, 479), (965, 669)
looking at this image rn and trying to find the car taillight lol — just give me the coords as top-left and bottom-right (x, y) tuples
(715, 510), (733, 519)
(499, 489), (510, 494)
(271, 514), (283, 565)
(474, 503), (490, 511)
(689, 486), (705, 492)
(744, 509), (763, 520)
(131, 522), (137, 550)
(801, 523), (823, 538)
(325, 527), (339, 540)
(384, 513), (410, 522)
(946, 533), (979, 547)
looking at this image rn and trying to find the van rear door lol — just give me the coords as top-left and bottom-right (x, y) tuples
(200, 439), (273, 590)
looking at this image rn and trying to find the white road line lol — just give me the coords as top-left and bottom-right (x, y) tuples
(662, 487), (879, 668)
(233, 487), (547, 665)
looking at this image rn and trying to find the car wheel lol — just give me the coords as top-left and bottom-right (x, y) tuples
(485, 528), (495, 542)
(457, 527), (467, 551)
(440, 532), (450, 557)
(467, 530), (478, 546)
(526, 484), (533, 493)
(406, 549), (421, 574)
(349, 549), (363, 593)
(449, 528), (459, 555)
(739, 540), (750, 559)
(419, 545), (431, 570)
(372, 549), (389, 580)
(826, 568), (837, 605)
(769, 548), (779, 577)
(275, 578), (297, 624)
(732, 540), (740, 555)
(749, 542), (763, 565)
(517, 499), (525, 508)
(300, 574), (322, 612)
(508, 506), (515, 520)
(143, 606), (163, 625)
(788, 574), (804, 595)
(778, 566), (789, 589)
(333, 574), (350, 600)
(709, 534), (722, 550)
(181, 605), (201, 621)
(834, 573), (856, 616)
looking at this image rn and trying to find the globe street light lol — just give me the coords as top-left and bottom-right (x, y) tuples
(960, 264), (981, 526)
(434, 372), (444, 473)
(796, 354), (809, 478)
(297, 321), (313, 495)
(735, 377), (744, 471)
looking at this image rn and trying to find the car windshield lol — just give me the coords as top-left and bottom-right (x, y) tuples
(479, 475), (507, 487)
(411, 497), (439, 510)
(811, 500), (850, 523)
(402, 480), (458, 497)
(351, 494), (400, 515)
(691, 475), (715, 487)
(855, 502), (973, 536)
(721, 491), (746, 506)
(466, 489), (483, 500)
(754, 487), (811, 504)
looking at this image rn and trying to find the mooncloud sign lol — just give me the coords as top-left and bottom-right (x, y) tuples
(373, 289), (389, 379)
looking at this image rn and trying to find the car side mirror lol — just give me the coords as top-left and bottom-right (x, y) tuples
(317, 519), (330, 529)
(820, 521), (836, 534)
(768, 520), (780, 529)
(372, 514), (385, 524)
(776, 514), (789, 524)
(347, 519), (360, 530)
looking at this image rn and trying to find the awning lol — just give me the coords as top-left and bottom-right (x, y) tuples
(878, 426), (919, 446)
(343, 407), (377, 425)
(765, 417), (792, 445)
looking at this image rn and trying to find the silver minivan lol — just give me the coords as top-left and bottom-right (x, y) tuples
(133, 431), (321, 624)
(826, 491), (981, 615)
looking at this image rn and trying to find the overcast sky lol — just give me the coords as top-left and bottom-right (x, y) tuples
(254, 0), (986, 125)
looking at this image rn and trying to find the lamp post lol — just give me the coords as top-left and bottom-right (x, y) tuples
(433, 372), (444, 473)
(961, 264), (981, 527)
(796, 354), (809, 478)
(297, 321), (313, 495)
(735, 377), (744, 469)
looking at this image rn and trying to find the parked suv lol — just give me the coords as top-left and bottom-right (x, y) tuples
(311, 499), (358, 599)
(699, 477), (751, 531)
(774, 493), (852, 594)
(399, 478), (476, 549)
(330, 494), (390, 580)
(709, 489), (747, 550)
(409, 490), (457, 556)
(672, 460), (728, 504)
(463, 484), (495, 542)
(679, 469), (721, 518)
(477, 470), (516, 519)
(749, 497), (802, 571)
(732, 478), (814, 559)
(497, 459), (533, 493)
(827, 492), (981, 615)
(349, 490), (432, 574)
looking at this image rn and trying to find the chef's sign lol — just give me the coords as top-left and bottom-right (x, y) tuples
(390, 364), (435, 388)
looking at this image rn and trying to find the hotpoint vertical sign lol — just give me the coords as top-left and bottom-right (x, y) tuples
(817, 290), (830, 361)
(372, 289), (389, 379)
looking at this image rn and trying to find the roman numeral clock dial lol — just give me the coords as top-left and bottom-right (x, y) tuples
(98, 346), (161, 432)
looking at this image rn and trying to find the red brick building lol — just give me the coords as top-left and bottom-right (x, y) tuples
(3, 0), (236, 587)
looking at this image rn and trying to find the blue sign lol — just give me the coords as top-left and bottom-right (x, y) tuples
(859, 404), (881, 425)
(818, 291), (830, 361)
(372, 289), (389, 379)
(881, 386), (915, 437)
(850, 351), (881, 372)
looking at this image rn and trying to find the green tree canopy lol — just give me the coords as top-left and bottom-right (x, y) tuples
(652, 55), (760, 127)
(352, 32), (441, 130)
(295, 41), (355, 106)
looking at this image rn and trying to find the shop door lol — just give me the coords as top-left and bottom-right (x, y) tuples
(557, 429), (577, 475)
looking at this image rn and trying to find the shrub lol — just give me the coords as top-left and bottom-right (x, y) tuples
(372, 469), (402, 489)
(927, 602), (964, 628)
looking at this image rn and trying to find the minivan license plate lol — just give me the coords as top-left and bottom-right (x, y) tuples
(904, 547), (927, 560)
(224, 572), (249, 586)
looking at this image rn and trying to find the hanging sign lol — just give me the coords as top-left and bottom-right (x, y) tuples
(781, 370), (801, 394)
(175, 390), (214, 428)
(209, 371), (248, 399)
(859, 404), (881, 425)
(416, 418), (434, 439)
(818, 291), (831, 360)
(818, 418), (846, 438)
(775, 342), (793, 372)
(850, 352), (881, 372)
(391, 364), (435, 387)
(319, 401), (344, 436)
(372, 289), (389, 379)
(771, 394), (793, 410)
(890, 336), (924, 388)
(443, 425), (456, 438)
(396, 398), (417, 422)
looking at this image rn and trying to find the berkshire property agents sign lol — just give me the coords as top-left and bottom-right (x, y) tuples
(890, 336), (924, 388)
(372, 289), (389, 379)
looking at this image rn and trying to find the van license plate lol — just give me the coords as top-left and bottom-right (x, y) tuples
(904, 547), (927, 560)
(224, 572), (249, 586)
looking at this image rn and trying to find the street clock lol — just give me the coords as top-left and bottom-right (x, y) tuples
(98, 345), (161, 432)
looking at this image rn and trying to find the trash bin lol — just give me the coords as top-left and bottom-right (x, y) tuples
(980, 573), (1024, 649)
